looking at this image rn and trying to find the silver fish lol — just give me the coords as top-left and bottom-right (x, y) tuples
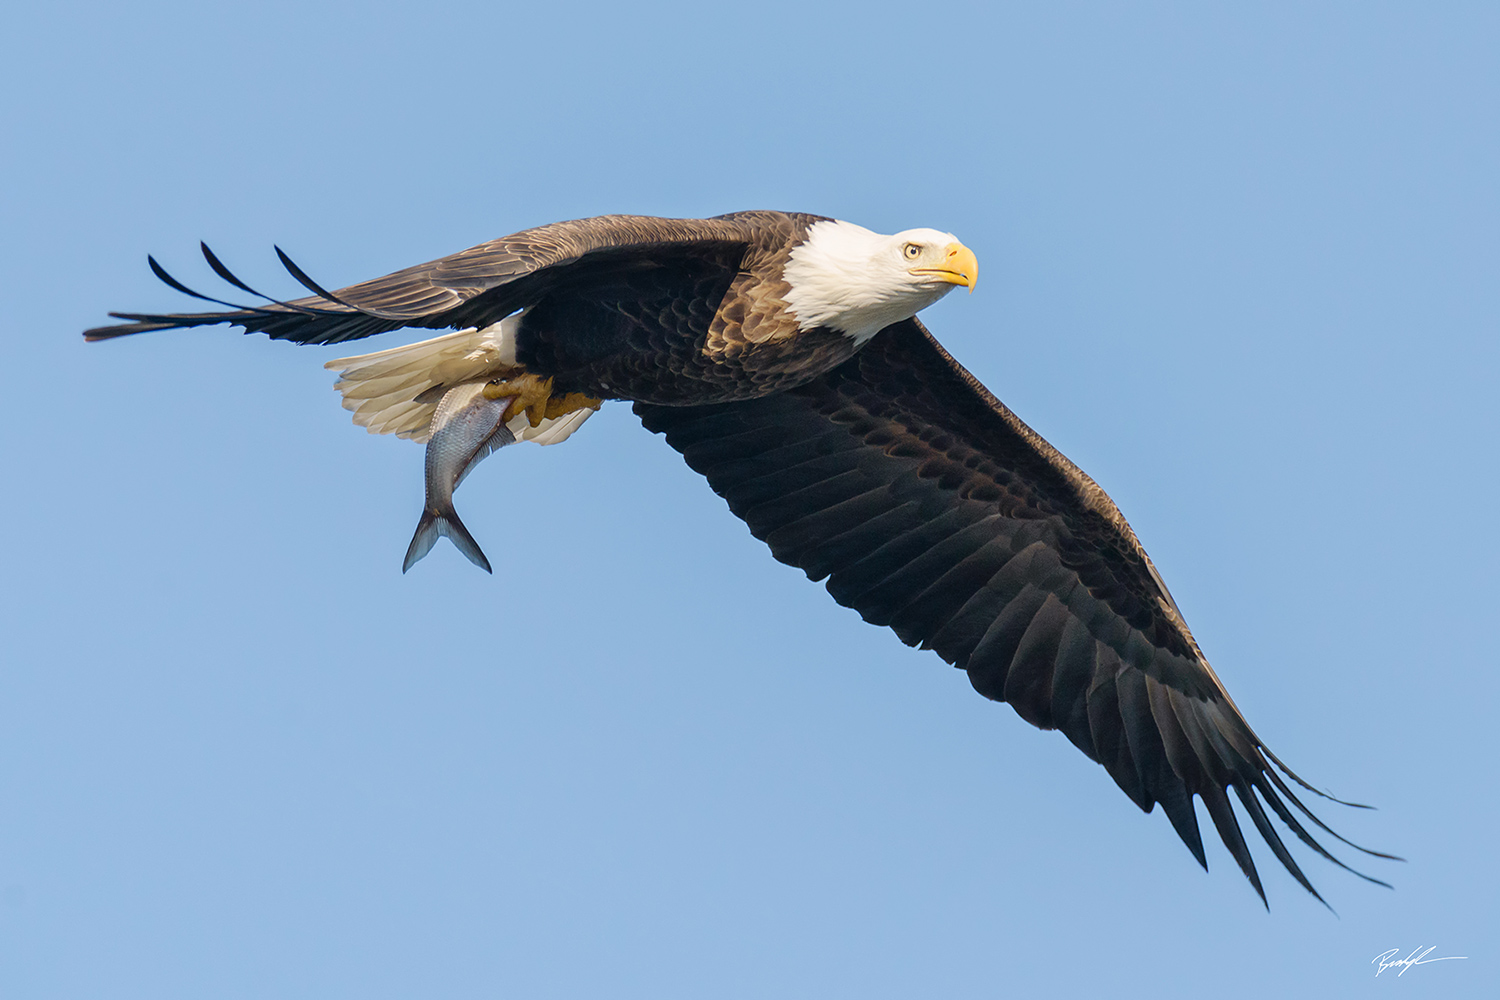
(402, 382), (516, 573)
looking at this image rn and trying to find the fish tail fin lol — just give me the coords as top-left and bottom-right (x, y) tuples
(402, 508), (493, 574)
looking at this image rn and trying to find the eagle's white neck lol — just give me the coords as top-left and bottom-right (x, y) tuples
(782, 220), (958, 345)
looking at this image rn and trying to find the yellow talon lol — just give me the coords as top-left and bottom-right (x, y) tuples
(481, 377), (602, 428)
(483, 375), (554, 427)
(545, 392), (604, 420)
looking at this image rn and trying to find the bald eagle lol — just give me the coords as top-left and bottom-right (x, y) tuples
(85, 210), (1389, 904)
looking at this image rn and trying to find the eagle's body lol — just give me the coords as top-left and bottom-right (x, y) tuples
(86, 210), (1388, 905)
(501, 211), (858, 405)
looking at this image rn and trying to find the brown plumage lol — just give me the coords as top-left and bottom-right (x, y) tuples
(85, 210), (1391, 905)
(85, 211), (859, 404)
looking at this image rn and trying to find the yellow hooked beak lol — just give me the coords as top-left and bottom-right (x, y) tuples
(911, 241), (978, 293)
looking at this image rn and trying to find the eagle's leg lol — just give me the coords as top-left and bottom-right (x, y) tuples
(543, 391), (605, 421)
(483, 375), (602, 428)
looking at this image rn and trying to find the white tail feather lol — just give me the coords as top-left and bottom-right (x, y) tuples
(516, 405), (594, 445)
(325, 312), (597, 446)
(325, 315), (522, 442)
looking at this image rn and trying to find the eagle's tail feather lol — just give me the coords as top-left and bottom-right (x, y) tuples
(325, 319), (521, 441)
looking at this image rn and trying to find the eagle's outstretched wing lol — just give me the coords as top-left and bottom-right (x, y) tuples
(636, 317), (1393, 905)
(84, 213), (780, 346)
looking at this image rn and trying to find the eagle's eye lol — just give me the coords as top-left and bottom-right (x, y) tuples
(903, 243), (922, 260)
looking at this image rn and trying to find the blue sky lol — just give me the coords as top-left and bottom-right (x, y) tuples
(2, 2), (1496, 996)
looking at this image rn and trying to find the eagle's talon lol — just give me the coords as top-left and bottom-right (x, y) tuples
(547, 392), (604, 421)
(483, 374), (556, 427)
(482, 377), (600, 427)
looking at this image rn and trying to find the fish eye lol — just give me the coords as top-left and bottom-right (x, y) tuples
(903, 243), (922, 259)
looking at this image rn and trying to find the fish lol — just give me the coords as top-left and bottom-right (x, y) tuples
(402, 382), (516, 573)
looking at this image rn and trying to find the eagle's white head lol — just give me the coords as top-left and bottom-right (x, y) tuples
(782, 220), (978, 344)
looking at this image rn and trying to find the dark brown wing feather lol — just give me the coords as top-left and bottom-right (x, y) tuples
(84, 213), (787, 346)
(635, 318), (1392, 905)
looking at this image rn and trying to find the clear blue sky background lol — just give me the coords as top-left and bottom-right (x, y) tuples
(2, 2), (1495, 997)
